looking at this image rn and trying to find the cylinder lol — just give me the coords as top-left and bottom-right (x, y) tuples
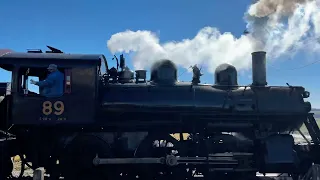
(251, 51), (267, 86)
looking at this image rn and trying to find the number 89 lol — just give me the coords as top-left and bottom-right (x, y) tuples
(42, 101), (65, 116)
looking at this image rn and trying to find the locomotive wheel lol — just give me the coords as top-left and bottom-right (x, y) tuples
(134, 132), (189, 180)
(60, 134), (115, 180)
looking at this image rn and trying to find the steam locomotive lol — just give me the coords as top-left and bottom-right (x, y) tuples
(0, 46), (319, 180)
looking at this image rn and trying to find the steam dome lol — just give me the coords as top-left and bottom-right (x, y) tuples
(150, 59), (177, 84)
(214, 63), (238, 86)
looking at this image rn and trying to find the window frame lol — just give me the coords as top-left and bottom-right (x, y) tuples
(17, 66), (72, 97)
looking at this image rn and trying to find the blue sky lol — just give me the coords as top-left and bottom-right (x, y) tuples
(0, 0), (319, 107)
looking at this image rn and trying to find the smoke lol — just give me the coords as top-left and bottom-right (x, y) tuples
(245, 0), (318, 53)
(107, 0), (320, 74)
(248, 0), (312, 17)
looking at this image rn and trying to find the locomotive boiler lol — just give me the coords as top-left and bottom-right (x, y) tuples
(0, 46), (319, 180)
(100, 51), (311, 136)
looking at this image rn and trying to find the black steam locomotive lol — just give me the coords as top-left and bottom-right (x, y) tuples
(0, 46), (319, 180)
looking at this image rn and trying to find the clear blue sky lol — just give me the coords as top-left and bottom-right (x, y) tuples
(0, 0), (319, 107)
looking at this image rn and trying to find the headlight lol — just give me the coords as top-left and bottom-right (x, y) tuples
(303, 91), (310, 98)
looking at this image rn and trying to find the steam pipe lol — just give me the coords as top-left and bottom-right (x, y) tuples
(251, 51), (267, 86)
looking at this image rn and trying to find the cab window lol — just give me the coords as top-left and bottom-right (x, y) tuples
(99, 56), (107, 75)
(18, 67), (72, 96)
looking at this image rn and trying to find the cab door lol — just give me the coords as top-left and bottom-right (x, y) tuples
(0, 83), (11, 129)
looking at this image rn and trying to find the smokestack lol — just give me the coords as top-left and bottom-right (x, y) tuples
(251, 51), (267, 86)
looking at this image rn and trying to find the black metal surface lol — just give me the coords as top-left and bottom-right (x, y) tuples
(101, 82), (308, 114)
(0, 48), (318, 180)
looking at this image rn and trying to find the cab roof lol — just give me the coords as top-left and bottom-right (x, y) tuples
(0, 51), (104, 71)
(0, 52), (103, 62)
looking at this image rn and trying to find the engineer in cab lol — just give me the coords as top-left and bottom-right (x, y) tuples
(30, 64), (64, 97)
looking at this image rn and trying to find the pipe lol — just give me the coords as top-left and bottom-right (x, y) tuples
(251, 51), (267, 86)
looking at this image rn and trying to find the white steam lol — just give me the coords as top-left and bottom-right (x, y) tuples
(107, 0), (320, 74)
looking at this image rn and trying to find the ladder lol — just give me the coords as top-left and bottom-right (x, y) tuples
(300, 164), (320, 180)
(304, 114), (320, 144)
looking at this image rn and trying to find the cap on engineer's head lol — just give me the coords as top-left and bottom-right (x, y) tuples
(47, 64), (57, 70)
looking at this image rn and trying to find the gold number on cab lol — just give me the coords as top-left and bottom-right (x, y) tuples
(42, 101), (52, 115)
(42, 101), (65, 115)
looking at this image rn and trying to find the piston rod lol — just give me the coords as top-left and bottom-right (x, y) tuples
(93, 153), (253, 167)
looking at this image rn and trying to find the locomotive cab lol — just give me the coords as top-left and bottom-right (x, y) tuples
(0, 48), (104, 126)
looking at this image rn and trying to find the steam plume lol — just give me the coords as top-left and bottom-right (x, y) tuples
(107, 0), (320, 73)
